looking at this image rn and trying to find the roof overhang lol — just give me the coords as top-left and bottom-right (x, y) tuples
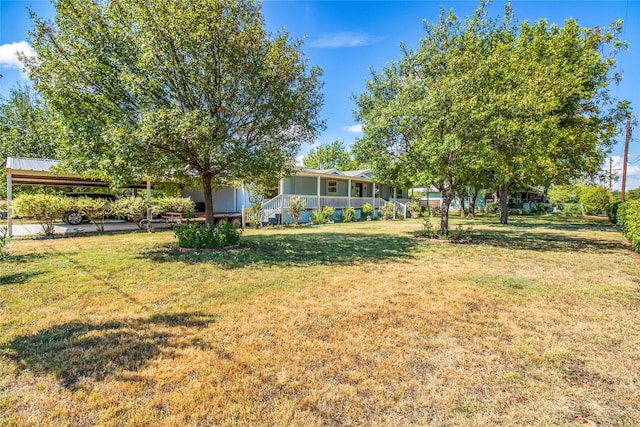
(5, 157), (146, 189)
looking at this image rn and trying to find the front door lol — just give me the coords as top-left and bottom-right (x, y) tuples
(355, 183), (363, 198)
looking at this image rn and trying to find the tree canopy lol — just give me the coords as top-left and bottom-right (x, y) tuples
(0, 85), (58, 197)
(302, 140), (363, 171)
(354, 1), (627, 234)
(25, 0), (324, 224)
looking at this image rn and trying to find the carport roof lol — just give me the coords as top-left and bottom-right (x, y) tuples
(5, 156), (145, 188)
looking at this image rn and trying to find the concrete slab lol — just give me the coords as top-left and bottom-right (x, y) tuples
(10, 220), (174, 238)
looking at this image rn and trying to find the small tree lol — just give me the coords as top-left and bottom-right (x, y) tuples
(287, 197), (306, 225)
(379, 201), (397, 220)
(406, 200), (421, 218)
(361, 203), (374, 219)
(579, 185), (613, 216)
(111, 197), (148, 228)
(72, 197), (113, 232)
(13, 194), (70, 235)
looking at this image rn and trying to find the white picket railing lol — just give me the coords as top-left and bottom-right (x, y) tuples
(255, 194), (387, 224)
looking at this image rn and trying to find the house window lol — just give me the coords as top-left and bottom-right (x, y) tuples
(327, 180), (337, 193)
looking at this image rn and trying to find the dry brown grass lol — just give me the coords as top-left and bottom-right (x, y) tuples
(0, 215), (638, 426)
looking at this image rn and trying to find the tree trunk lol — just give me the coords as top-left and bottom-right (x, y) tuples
(201, 171), (214, 226)
(440, 193), (452, 237)
(498, 181), (511, 225)
(468, 187), (478, 218)
(459, 191), (466, 217)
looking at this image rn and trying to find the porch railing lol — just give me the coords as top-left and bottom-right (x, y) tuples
(256, 194), (386, 223)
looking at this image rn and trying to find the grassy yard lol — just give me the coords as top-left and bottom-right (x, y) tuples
(0, 215), (638, 426)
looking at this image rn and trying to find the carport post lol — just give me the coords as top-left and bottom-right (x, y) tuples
(6, 171), (12, 237)
(146, 180), (151, 221)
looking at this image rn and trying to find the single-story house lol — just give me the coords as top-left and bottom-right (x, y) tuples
(183, 168), (410, 225)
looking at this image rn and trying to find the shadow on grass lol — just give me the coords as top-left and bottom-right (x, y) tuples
(1, 312), (216, 388)
(0, 271), (42, 286)
(484, 214), (618, 233)
(140, 232), (418, 269)
(469, 224), (628, 253)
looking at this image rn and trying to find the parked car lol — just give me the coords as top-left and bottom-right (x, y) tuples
(62, 193), (116, 225)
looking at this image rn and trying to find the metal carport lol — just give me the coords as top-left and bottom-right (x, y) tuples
(5, 156), (150, 236)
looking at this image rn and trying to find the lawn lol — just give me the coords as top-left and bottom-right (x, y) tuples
(0, 215), (639, 426)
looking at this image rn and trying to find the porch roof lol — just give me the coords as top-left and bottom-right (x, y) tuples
(295, 168), (373, 181)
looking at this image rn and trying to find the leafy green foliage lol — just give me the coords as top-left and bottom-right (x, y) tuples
(354, 2), (627, 232)
(0, 85), (58, 198)
(152, 197), (195, 216)
(578, 185), (613, 216)
(13, 194), (71, 235)
(26, 0), (324, 225)
(174, 222), (241, 250)
(607, 201), (623, 224)
(340, 206), (355, 223)
(360, 203), (374, 218)
(112, 197), (148, 227)
(405, 200), (421, 218)
(287, 197), (306, 225)
(616, 201), (640, 252)
(0, 226), (10, 260)
(72, 197), (112, 232)
(303, 141), (362, 171)
(379, 201), (397, 220)
(562, 204), (583, 217)
(310, 206), (334, 224)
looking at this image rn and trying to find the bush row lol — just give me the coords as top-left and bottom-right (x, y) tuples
(614, 200), (640, 252)
(11, 194), (195, 234)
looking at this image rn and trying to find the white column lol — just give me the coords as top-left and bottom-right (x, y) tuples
(317, 176), (321, 208)
(393, 187), (397, 219)
(348, 179), (351, 207)
(146, 180), (152, 221)
(6, 172), (12, 237)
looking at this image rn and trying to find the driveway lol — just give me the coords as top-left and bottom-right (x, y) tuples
(9, 220), (174, 238)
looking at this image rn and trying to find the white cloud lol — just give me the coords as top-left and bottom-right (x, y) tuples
(0, 41), (35, 70)
(342, 124), (363, 134)
(610, 155), (640, 191)
(308, 32), (383, 48)
(295, 154), (305, 167)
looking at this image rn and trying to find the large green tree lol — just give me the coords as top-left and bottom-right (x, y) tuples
(354, 6), (497, 235)
(303, 140), (363, 171)
(25, 0), (324, 225)
(0, 85), (58, 197)
(354, 2), (626, 233)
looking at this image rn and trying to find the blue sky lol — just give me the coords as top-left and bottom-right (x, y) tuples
(1, 0), (639, 189)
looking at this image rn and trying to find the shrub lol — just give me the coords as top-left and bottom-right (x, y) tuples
(152, 197), (195, 216)
(361, 203), (374, 218)
(310, 206), (335, 224)
(406, 200), (421, 218)
(379, 201), (397, 220)
(562, 203), (583, 217)
(340, 206), (355, 223)
(71, 197), (113, 232)
(287, 197), (306, 225)
(415, 217), (438, 238)
(607, 201), (623, 224)
(430, 206), (443, 217)
(617, 200), (640, 252)
(0, 226), (10, 260)
(578, 185), (613, 216)
(484, 202), (499, 214)
(13, 194), (71, 235)
(111, 197), (148, 228)
(174, 222), (241, 249)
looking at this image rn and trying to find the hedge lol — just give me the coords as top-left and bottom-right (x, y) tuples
(616, 200), (640, 252)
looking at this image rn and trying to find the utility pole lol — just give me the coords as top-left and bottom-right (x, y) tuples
(609, 157), (613, 192)
(621, 115), (631, 202)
